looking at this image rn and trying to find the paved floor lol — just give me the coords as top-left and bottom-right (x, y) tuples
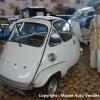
(0, 44), (100, 100)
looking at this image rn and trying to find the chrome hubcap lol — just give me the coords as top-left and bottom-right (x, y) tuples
(48, 78), (57, 94)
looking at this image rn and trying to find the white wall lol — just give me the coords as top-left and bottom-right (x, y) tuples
(0, 0), (94, 15)
(0, 0), (32, 15)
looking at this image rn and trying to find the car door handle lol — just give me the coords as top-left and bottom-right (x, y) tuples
(48, 53), (56, 62)
(73, 40), (76, 45)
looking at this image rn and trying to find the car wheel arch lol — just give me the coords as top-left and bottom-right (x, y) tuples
(39, 71), (61, 95)
(33, 69), (61, 88)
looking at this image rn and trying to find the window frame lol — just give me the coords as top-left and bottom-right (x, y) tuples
(48, 29), (62, 47)
(53, 20), (73, 42)
(10, 22), (49, 47)
(10, 22), (48, 39)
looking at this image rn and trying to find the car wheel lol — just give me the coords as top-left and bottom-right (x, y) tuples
(47, 78), (58, 94)
(42, 76), (59, 95)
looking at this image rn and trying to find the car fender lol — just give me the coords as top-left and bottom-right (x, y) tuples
(33, 66), (63, 88)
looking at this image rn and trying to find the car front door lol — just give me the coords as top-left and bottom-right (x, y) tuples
(38, 26), (74, 77)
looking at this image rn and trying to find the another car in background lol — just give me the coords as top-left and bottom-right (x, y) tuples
(69, 19), (89, 45)
(71, 7), (96, 28)
(0, 24), (10, 40)
(80, 8), (96, 28)
(56, 15), (72, 21)
(70, 7), (96, 45)
(0, 17), (11, 40)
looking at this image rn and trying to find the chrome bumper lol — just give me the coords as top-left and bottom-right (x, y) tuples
(0, 75), (33, 90)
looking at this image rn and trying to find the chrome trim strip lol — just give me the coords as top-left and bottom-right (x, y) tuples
(33, 61), (67, 83)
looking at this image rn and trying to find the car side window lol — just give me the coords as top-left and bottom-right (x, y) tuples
(54, 20), (72, 42)
(35, 23), (48, 33)
(59, 32), (72, 42)
(49, 30), (61, 47)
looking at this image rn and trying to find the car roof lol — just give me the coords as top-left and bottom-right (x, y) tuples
(12, 16), (64, 28)
(75, 7), (95, 15)
(32, 16), (63, 21)
(79, 7), (94, 11)
(17, 16), (63, 23)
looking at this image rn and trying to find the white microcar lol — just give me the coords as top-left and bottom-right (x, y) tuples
(0, 16), (81, 95)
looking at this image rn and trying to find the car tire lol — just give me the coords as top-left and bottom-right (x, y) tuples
(41, 75), (60, 95)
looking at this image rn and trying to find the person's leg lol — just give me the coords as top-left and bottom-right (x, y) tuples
(97, 49), (100, 73)
(90, 49), (97, 68)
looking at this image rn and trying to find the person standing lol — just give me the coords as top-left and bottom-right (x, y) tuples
(89, 3), (100, 73)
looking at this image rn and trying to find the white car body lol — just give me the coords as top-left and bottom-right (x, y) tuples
(69, 19), (90, 45)
(0, 16), (81, 92)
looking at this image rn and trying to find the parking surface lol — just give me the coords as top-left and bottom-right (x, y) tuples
(0, 44), (100, 100)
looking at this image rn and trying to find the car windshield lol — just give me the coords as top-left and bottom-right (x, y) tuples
(53, 20), (72, 42)
(10, 22), (48, 47)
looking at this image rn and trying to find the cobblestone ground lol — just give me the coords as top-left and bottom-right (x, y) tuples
(0, 44), (100, 100)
